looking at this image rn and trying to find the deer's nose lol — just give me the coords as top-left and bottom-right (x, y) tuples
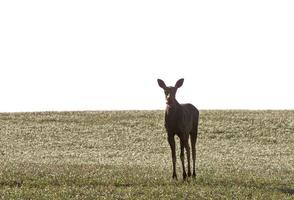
(166, 94), (173, 101)
(166, 94), (173, 104)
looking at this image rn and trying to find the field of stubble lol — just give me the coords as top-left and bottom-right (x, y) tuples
(0, 110), (294, 199)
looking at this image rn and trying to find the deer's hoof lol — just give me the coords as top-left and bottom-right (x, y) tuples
(188, 171), (192, 177)
(172, 174), (178, 180)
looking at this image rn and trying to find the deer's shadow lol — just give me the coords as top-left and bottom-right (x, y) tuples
(278, 187), (294, 195)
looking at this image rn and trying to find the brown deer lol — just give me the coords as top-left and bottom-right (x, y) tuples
(157, 78), (199, 180)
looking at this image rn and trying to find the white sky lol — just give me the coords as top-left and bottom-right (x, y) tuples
(0, 0), (294, 112)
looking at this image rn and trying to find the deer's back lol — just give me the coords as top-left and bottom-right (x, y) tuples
(179, 103), (199, 133)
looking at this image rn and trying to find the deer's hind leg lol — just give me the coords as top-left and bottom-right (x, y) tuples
(185, 137), (191, 177)
(180, 139), (187, 180)
(190, 127), (198, 178)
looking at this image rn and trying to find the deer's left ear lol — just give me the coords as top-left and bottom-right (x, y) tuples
(175, 78), (184, 88)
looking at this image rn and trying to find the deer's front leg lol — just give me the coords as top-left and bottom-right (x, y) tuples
(168, 135), (177, 180)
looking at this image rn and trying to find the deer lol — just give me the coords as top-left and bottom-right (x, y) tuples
(157, 78), (199, 180)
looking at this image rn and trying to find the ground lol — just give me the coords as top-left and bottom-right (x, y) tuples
(0, 110), (293, 199)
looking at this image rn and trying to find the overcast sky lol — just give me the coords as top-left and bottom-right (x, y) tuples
(0, 1), (293, 112)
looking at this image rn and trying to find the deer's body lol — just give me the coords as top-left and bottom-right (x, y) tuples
(158, 79), (199, 180)
(165, 103), (198, 136)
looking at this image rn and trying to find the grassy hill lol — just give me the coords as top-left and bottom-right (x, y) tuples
(0, 110), (293, 199)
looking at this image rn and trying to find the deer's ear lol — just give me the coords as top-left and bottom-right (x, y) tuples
(157, 79), (167, 89)
(175, 78), (184, 88)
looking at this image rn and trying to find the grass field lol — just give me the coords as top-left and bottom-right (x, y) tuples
(0, 110), (294, 199)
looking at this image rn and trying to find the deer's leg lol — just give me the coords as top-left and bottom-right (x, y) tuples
(168, 135), (177, 180)
(190, 131), (197, 178)
(180, 140), (187, 180)
(185, 138), (191, 177)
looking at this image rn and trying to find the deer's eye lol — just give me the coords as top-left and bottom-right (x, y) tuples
(164, 91), (169, 95)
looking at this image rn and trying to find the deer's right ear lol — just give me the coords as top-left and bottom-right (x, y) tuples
(157, 79), (167, 89)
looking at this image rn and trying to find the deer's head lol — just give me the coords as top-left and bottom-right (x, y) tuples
(157, 78), (184, 107)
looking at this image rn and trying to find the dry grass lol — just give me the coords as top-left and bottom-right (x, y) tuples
(0, 110), (294, 199)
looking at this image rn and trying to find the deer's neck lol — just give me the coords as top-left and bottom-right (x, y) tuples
(164, 100), (181, 132)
